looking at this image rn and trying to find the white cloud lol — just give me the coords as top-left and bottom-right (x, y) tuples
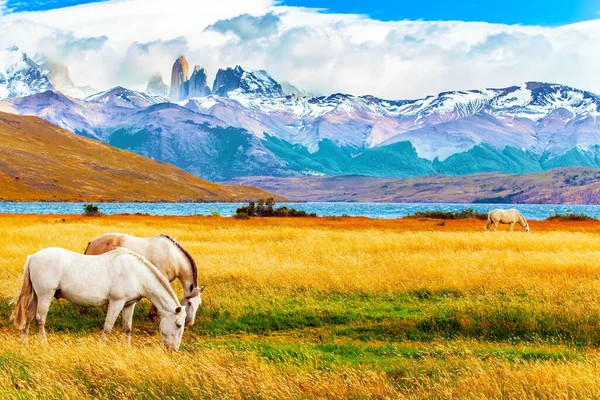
(206, 12), (281, 40)
(0, 0), (599, 99)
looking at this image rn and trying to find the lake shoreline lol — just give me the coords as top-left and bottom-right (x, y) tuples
(1, 201), (600, 220)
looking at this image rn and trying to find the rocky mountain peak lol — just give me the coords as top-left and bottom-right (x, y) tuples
(168, 56), (189, 101)
(187, 66), (211, 98)
(40, 60), (74, 89)
(0, 46), (53, 99)
(146, 73), (169, 97)
(212, 65), (283, 98)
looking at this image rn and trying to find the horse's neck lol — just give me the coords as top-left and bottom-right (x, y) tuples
(168, 243), (195, 295)
(177, 274), (194, 296)
(142, 270), (179, 314)
(174, 255), (194, 294)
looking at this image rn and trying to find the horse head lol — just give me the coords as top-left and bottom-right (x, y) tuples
(159, 306), (186, 351)
(182, 285), (205, 327)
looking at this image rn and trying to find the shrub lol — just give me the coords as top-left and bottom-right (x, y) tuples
(209, 208), (221, 217)
(546, 213), (596, 221)
(407, 208), (487, 220)
(233, 211), (251, 220)
(234, 198), (316, 218)
(83, 203), (100, 216)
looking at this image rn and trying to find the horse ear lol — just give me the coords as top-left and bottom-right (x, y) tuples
(175, 306), (182, 313)
(189, 284), (194, 292)
(199, 285), (206, 293)
(186, 287), (201, 298)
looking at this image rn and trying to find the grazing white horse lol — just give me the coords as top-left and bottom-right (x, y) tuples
(485, 209), (530, 232)
(85, 233), (204, 327)
(12, 247), (187, 351)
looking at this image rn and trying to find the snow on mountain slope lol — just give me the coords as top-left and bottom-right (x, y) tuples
(85, 86), (168, 109)
(0, 46), (53, 99)
(212, 66), (284, 98)
(185, 81), (600, 161)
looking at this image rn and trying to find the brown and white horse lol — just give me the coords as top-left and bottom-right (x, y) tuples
(12, 247), (186, 350)
(85, 233), (204, 326)
(485, 209), (530, 232)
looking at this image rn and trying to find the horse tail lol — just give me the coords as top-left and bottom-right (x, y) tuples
(83, 241), (91, 254)
(11, 256), (33, 330)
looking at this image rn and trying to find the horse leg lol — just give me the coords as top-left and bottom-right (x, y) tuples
(148, 305), (159, 323)
(21, 293), (38, 342)
(122, 303), (136, 348)
(510, 222), (515, 231)
(35, 293), (54, 343)
(101, 300), (126, 342)
(493, 222), (498, 232)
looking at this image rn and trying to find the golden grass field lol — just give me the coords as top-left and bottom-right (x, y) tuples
(1, 214), (600, 399)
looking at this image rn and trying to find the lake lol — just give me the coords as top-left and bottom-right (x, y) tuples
(0, 202), (599, 220)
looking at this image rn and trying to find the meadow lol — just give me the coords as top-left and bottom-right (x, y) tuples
(1, 214), (600, 398)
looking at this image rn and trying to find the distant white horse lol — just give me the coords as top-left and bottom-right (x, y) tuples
(12, 247), (187, 350)
(85, 233), (204, 326)
(485, 209), (530, 232)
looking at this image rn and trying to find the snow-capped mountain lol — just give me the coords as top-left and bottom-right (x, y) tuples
(212, 66), (284, 98)
(184, 81), (600, 162)
(85, 86), (168, 109)
(0, 46), (54, 99)
(3, 49), (600, 180)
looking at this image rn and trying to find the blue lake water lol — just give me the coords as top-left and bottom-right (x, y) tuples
(1, 202), (599, 220)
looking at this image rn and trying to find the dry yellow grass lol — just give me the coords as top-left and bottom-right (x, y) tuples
(1, 214), (600, 398)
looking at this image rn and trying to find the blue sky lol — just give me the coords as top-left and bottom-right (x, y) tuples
(6, 0), (600, 26)
(5, 0), (105, 12)
(281, 0), (599, 26)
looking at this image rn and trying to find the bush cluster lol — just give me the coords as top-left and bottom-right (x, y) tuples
(83, 203), (100, 216)
(408, 208), (487, 220)
(234, 198), (316, 219)
(546, 212), (596, 221)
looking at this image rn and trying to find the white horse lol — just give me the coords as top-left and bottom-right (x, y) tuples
(12, 247), (187, 351)
(85, 233), (204, 326)
(485, 209), (530, 232)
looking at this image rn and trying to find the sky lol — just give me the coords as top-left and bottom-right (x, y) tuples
(0, 0), (599, 98)
(281, 0), (600, 26)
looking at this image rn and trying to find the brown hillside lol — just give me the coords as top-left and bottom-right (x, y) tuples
(0, 112), (281, 202)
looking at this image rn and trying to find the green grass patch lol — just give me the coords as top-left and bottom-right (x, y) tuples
(4, 287), (600, 348)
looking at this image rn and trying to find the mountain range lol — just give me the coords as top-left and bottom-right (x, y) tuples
(2, 47), (600, 182)
(228, 168), (600, 204)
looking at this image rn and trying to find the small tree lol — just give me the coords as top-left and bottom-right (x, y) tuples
(83, 203), (100, 216)
(234, 198), (315, 218)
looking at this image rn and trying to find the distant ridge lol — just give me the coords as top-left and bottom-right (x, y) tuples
(0, 112), (280, 202)
(228, 168), (600, 204)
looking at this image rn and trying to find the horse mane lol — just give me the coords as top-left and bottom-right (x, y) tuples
(114, 247), (180, 305)
(159, 234), (198, 287)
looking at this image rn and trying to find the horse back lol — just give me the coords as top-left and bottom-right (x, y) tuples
(85, 233), (127, 255)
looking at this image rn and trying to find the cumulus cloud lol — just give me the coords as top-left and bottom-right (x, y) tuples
(116, 37), (188, 87)
(0, 0), (599, 99)
(207, 12), (281, 40)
